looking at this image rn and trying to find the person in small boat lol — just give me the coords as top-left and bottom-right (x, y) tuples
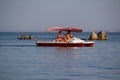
(29, 35), (33, 40)
(21, 35), (26, 39)
(64, 31), (73, 42)
(56, 31), (63, 42)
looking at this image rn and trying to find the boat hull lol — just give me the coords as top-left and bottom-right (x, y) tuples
(36, 42), (94, 47)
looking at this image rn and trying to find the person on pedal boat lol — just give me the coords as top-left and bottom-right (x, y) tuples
(56, 31), (64, 42)
(64, 31), (73, 42)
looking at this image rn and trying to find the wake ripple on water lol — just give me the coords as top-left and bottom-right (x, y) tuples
(0, 45), (36, 47)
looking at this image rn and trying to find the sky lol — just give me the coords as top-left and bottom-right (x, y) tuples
(0, 0), (120, 32)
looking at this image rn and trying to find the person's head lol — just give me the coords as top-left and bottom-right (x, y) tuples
(67, 30), (71, 34)
(59, 31), (62, 34)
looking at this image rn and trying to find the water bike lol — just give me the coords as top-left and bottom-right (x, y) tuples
(36, 27), (94, 47)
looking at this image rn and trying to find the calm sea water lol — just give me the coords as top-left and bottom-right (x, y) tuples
(0, 32), (120, 80)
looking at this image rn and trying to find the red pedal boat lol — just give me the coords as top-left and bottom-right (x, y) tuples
(36, 27), (94, 47)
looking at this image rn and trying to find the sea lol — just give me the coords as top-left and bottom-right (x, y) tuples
(0, 32), (120, 80)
